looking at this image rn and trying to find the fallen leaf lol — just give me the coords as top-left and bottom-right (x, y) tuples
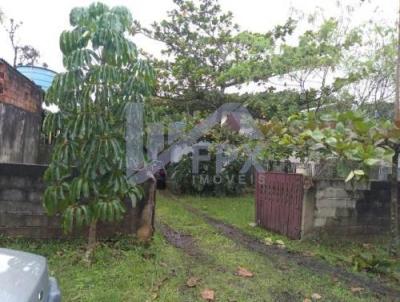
(276, 239), (286, 249)
(351, 287), (364, 293)
(264, 237), (273, 245)
(311, 293), (322, 300)
(201, 288), (215, 301)
(248, 222), (257, 227)
(186, 277), (200, 287)
(236, 266), (254, 277)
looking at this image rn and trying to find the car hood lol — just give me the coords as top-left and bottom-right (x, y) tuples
(0, 248), (49, 302)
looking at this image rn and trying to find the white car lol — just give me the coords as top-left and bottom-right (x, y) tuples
(0, 248), (61, 302)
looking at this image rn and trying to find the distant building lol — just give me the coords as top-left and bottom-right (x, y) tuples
(0, 59), (44, 163)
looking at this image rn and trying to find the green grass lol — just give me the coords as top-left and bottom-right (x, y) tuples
(0, 234), (189, 301)
(164, 193), (400, 285)
(0, 193), (397, 301)
(156, 196), (385, 301)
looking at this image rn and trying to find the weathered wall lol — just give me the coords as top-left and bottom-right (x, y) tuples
(0, 59), (43, 164)
(37, 143), (53, 164)
(0, 60), (42, 113)
(301, 185), (315, 237)
(308, 180), (390, 236)
(0, 163), (140, 239)
(0, 103), (42, 163)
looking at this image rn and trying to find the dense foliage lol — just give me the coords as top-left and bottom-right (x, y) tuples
(258, 111), (400, 254)
(140, 0), (396, 122)
(139, 0), (295, 113)
(38, 0), (398, 253)
(168, 151), (248, 196)
(258, 111), (397, 179)
(43, 3), (154, 239)
(166, 115), (251, 196)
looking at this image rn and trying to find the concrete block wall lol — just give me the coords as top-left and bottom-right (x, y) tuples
(0, 163), (140, 239)
(314, 183), (356, 227)
(310, 180), (390, 236)
(0, 163), (58, 238)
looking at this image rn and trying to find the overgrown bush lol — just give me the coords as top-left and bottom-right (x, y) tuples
(167, 150), (250, 196)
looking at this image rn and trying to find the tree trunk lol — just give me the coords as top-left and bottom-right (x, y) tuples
(137, 173), (157, 243)
(84, 219), (97, 263)
(13, 47), (17, 68)
(390, 151), (400, 256)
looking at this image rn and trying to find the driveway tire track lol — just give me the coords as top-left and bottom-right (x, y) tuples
(183, 204), (400, 300)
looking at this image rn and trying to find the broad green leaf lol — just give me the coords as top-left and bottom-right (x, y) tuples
(311, 129), (324, 141)
(364, 158), (380, 166)
(353, 170), (365, 176)
(345, 171), (355, 182)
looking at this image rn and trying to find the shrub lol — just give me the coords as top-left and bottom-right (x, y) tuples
(167, 150), (250, 196)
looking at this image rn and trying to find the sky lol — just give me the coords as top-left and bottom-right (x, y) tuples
(0, 0), (397, 73)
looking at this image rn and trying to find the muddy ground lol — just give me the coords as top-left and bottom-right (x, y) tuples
(156, 192), (400, 300)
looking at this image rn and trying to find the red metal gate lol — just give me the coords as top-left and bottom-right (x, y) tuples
(255, 172), (304, 239)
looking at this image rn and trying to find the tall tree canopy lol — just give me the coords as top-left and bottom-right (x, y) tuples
(43, 3), (154, 251)
(340, 23), (396, 117)
(143, 1), (395, 120)
(226, 15), (363, 113)
(142, 0), (294, 112)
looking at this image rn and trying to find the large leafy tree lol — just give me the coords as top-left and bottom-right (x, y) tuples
(225, 16), (362, 112)
(341, 24), (396, 115)
(230, 5), (398, 118)
(144, 1), (366, 118)
(145, 0), (240, 111)
(43, 3), (154, 254)
(142, 0), (294, 112)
